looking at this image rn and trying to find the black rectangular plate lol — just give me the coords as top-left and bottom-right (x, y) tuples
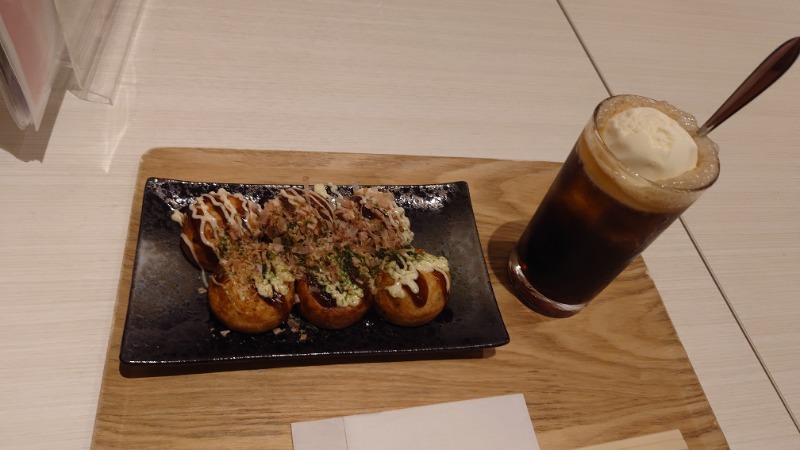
(120, 178), (509, 366)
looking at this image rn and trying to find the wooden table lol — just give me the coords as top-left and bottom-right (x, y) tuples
(92, 148), (724, 449)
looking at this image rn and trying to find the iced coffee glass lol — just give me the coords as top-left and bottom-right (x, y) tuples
(508, 95), (720, 318)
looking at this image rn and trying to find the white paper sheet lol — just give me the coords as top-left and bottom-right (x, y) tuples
(291, 393), (540, 450)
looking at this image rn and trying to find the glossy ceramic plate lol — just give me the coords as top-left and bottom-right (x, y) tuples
(119, 178), (509, 366)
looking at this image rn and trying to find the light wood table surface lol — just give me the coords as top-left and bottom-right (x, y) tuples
(562, 1), (800, 448)
(0, 0), (793, 448)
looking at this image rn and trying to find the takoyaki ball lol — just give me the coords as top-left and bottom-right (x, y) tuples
(334, 188), (414, 254)
(373, 269), (450, 327)
(372, 248), (451, 327)
(180, 215), (219, 271)
(296, 277), (371, 330)
(207, 252), (294, 334)
(179, 189), (262, 271)
(261, 187), (336, 244)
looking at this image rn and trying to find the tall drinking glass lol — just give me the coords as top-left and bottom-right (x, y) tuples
(508, 95), (720, 317)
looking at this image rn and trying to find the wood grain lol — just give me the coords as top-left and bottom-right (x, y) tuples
(92, 148), (726, 449)
(573, 429), (687, 450)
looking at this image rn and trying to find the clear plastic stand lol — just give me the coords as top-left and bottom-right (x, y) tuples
(0, 1), (63, 130)
(56, 0), (144, 104)
(0, 0), (143, 130)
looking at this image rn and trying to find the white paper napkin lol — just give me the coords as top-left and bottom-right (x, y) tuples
(291, 393), (540, 450)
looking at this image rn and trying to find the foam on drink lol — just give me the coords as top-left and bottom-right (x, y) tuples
(601, 106), (698, 180)
(579, 95), (720, 213)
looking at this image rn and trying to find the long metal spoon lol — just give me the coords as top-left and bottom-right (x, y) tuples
(697, 36), (800, 137)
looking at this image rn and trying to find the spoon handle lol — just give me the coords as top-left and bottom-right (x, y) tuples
(698, 36), (800, 136)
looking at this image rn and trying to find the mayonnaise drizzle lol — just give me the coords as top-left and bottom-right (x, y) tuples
(179, 185), (449, 311)
(187, 188), (261, 249)
(178, 188), (262, 286)
(253, 252), (293, 299)
(378, 249), (450, 299)
(280, 188), (335, 223)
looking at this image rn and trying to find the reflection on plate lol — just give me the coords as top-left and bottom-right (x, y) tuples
(119, 178), (509, 366)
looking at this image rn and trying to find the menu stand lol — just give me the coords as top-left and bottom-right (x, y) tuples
(0, 0), (143, 130)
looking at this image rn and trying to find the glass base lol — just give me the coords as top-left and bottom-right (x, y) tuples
(507, 249), (587, 318)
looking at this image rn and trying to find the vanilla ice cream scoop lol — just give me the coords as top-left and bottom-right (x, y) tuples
(600, 106), (698, 181)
